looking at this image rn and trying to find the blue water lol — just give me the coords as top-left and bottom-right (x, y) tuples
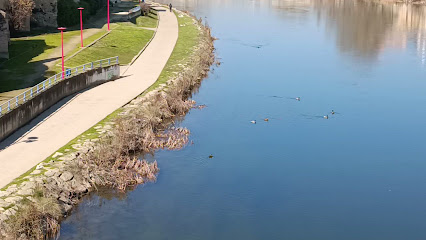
(60, 1), (426, 239)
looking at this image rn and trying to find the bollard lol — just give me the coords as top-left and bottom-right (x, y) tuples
(23, 92), (26, 102)
(30, 89), (33, 98)
(43, 81), (45, 90)
(37, 85), (39, 94)
(16, 96), (18, 107)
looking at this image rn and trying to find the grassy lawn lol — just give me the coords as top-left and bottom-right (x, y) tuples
(46, 28), (109, 77)
(0, 31), (80, 93)
(135, 12), (158, 28)
(64, 23), (154, 68)
(146, 12), (200, 92)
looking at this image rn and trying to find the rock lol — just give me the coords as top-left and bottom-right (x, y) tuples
(59, 193), (71, 205)
(0, 199), (9, 208)
(75, 184), (88, 194)
(36, 163), (44, 170)
(3, 208), (16, 216)
(58, 155), (76, 161)
(60, 203), (73, 214)
(4, 196), (23, 204)
(22, 181), (36, 189)
(52, 152), (63, 158)
(16, 188), (33, 196)
(45, 169), (59, 177)
(31, 170), (42, 175)
(60, 172), (74, 182)
(5, 187), (17, 195)
(0, 191), (7, 198)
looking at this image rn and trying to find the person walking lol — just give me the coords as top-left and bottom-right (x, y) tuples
(169, 3), (172, 12)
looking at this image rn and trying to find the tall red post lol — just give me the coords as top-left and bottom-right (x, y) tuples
(58, 27), (66, 79)
(107, 0), (110, 31)
(78, 7), (85, 48)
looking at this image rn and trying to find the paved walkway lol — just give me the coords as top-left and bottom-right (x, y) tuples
(0, 8), (178, 188)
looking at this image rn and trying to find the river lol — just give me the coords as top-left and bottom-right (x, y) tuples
(60, 0), (426, 239)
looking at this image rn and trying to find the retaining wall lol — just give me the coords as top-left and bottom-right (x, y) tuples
(0, 64), (120, 142)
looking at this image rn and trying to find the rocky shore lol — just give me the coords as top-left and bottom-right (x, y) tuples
(0, 10), (215, 239)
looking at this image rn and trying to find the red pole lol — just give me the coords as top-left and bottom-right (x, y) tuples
(107, 0), (110, 31)
(78, 7), (84, 48)
(58, 27), (66, 79)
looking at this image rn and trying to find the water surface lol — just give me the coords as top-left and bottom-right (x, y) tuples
(60, 1), (426, 239)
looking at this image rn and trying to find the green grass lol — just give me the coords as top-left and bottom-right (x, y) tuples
(146, 12), (200, 92)
(0, 31), (80, 93)
(64, 23), (154, 68)
(135, 12), (159, 28)
(46, 28), (109, 77)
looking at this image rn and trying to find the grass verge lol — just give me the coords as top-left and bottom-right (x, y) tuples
(63, 23), (154, 68)
(135, 11), (159, 28)
(0, 31), (80, 93)
(145, 11), (200, 92)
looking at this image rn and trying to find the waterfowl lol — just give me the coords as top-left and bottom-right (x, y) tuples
(250, 120), (256, 124)
(331, 110), (335, 115)
(296, 97), (301, 101)
(324, 115), (329, 119)
(209, 155), (214, 159)
(264, 118), (269, 122)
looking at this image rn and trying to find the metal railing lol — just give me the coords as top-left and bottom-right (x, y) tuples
(0, 56), (119, 118)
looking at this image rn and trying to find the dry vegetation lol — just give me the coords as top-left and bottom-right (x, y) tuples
(2, 13), (215, 240)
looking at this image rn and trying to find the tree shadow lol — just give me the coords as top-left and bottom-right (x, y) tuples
(0, 39), (59, 93)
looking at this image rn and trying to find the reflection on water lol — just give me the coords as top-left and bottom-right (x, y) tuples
(164, 0), (426, 64)
(314, 0), (426, 64)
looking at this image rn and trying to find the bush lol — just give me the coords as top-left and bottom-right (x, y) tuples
(57, 0), (79, 27)
(57, 0), (105, 27)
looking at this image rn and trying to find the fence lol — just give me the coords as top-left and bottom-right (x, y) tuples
(0, 56), (119, 118)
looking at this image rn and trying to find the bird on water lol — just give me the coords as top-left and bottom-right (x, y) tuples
(250, 120), (256, 124)
(324, 115), (329, 119)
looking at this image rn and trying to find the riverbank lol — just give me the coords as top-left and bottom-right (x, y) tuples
(0, 9), (215, 239)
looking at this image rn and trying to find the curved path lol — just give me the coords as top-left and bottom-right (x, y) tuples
(0, 8), (178, 188)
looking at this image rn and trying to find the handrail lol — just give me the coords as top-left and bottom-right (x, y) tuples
(0, 56), (119, 118)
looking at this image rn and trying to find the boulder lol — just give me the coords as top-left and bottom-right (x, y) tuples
(60, 172), (74, 182)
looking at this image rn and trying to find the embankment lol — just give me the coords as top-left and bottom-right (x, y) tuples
(0, 65), (120, 142)
(0, 10), (215, 240)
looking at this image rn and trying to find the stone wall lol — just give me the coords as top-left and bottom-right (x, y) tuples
(0, 10), (8, 59)
(0, 64), (120, 141)
(32, 0), (57, 27)
(0, 0), (7, 11)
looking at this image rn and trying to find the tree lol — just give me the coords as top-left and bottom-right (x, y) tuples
(8, 0), (34, 31)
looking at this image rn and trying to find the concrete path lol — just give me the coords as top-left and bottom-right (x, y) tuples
(0, 8), (178, 188)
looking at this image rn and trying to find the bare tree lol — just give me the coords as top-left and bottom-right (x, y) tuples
(8, 0), (34, 31)
(140, 2), (150, 16)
